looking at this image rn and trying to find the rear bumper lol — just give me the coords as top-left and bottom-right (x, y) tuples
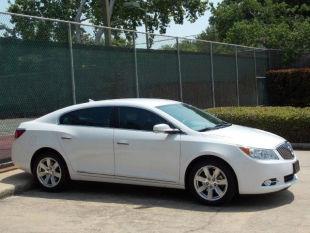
(11, 140), (32, 173)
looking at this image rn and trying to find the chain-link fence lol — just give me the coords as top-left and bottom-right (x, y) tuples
(0, 11), (280, 164)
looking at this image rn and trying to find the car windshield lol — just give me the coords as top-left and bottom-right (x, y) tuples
(157, 103), (231, 132)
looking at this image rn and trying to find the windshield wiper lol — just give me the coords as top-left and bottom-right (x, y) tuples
(198, 122), (232, 132)
(198, 127), (214, 132)
(214, 122), (232, 128)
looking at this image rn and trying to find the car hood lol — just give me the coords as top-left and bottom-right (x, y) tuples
(201, 124), (285, 149)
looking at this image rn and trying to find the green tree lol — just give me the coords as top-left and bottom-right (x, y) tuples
(7, 0), (90, 42)
(199, 0), (310, 63)
(6, 0), (208, 46)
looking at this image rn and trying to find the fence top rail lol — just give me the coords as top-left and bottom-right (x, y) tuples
(0, 11), (278, 51)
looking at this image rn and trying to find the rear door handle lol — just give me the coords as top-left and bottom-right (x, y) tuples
(117, 140), (129, 145)
(61, 136), (72, 140)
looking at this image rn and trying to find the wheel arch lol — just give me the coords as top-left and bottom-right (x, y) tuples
(30, 147), (69, 176)
(184, 155), (239, 192)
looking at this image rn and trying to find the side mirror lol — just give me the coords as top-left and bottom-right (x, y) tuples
(153, 124), (180, 134)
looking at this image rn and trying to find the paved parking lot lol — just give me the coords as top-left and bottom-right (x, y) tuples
(0, 151), (309, 233)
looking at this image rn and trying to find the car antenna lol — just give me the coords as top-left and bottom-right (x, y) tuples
(88, 99), (94, 102)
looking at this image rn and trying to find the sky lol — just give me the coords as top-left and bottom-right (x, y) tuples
(0, 0), (221, 38)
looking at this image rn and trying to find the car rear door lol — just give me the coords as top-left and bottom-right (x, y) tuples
(114, 106), (181, 183)
(58, 106), (115, 175)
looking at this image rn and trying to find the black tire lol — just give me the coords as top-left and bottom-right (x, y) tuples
(32, 151), (69, 192)
(186, 158), (237, 205)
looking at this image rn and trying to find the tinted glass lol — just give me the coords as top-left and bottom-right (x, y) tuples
(118, 107), (169, 131)
(59, 107), (114, 127)
(157, 104), (226, 131)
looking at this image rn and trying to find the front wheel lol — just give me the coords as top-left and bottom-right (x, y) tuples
(33, 152), (69, 191)
(187, 159), (237, 205)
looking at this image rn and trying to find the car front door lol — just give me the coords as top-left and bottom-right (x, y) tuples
(58, 106), (115, 175)
(114, 106), (181, 183)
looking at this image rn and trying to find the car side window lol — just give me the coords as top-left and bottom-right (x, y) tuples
(118, 107), (170, 131)
(59, 107), (114, 127)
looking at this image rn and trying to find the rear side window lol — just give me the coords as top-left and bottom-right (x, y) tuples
(59, 107), (114, 127)
(118, 107), (170, 131)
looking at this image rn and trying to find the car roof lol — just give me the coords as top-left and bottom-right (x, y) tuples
(36, 98), (180, 123)
(91, 98), (180, 107)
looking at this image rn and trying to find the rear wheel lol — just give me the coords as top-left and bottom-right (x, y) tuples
(33, 152), (69, 191)
(187, 158), (237, 205)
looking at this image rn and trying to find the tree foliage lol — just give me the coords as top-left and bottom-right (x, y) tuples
(199, 0), (310, 63)
(5, 0), (208, 46)
(6, 0), (89, 42)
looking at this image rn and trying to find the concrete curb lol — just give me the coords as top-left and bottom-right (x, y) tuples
(0, 161), (14, 170)
(0, 169), (33, 199)
(292, 143), (310, 150)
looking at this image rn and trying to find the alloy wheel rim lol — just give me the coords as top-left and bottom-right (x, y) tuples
(36, 157), (62, 188)
(194, 165), (228, 201)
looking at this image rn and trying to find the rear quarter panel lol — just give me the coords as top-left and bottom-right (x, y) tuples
(12, 122), (71, 174)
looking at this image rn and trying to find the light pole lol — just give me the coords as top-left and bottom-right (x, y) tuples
(124, 0), (150, 49)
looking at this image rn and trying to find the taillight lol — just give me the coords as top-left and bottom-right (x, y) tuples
(15, 129), (26, 139)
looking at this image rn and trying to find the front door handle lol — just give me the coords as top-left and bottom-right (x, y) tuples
(117, 140), (129, 145)
(61, 135), (72, 140)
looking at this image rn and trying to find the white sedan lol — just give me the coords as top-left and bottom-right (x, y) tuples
(12, 99), (299, 205)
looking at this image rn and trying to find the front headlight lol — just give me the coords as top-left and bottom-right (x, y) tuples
(239, 147), (279, 160)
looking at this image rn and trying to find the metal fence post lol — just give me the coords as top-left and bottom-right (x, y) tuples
(68, 22), (76, 104)
(253, 49), (259, 106)
(267, 49), (271, 70)
(235, 46), (240, 106)
(210, 42), (215, 107)
(133, 32), (140, 98)
(176, 37), (183, 101)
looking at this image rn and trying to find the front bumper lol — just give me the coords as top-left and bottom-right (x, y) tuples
(233, 154), (299, 195)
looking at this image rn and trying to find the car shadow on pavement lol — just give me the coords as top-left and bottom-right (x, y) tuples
(19, 180), (295, 213)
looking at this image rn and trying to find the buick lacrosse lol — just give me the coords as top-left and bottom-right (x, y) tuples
(12, 99), (299, 205)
